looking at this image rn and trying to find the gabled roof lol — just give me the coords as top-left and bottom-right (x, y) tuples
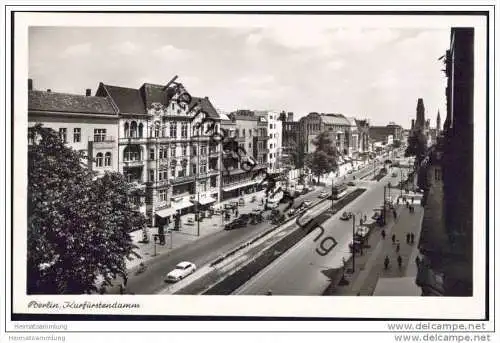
(28, 90), (117, 115)
(192, 97), (220, 119)
(98, 83), (146, 114)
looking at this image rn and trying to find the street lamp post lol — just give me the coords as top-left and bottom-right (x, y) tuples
(351, 213), (356, 272)
(331, 179), (334, 211)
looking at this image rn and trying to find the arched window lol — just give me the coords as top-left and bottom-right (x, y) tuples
(130, 121), (138, 138)
(138, 123), (143, 138)
(124, 122), (129, 138)
(104, 152), (112, 166)
(96, 152), (103, 167)
(124, 145), (141, 161)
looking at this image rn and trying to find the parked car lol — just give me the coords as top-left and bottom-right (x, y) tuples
(224, 218), (247, 230)
(288, 208), (297, 216)
(266, 201), (279, 210)
(303, 200), (312, 207)
(238, 197), (245, 206)
(348, 170), (353, 174)
(347, 181), (355, 186)
(340, 211), (352, 221)
(164, 262), (197, 282)
(318, 191), (329, 198)
(392, 172), (397, 177)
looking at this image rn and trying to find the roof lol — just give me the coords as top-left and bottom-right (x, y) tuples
(345, 116), (358, 127)
(98, 83), (146, 114)
(28, 90), (117, 115)
(320, 113), (350, 126)
(192, 97), (220, 119)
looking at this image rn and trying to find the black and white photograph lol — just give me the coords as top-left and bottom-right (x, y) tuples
(4, 4), (495, 337)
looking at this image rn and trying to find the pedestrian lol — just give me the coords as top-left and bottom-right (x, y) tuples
(384, 256), (390, 270)
(393, 209), (397, 219)
(410, 233), (415, 244)
(364, 215), (367, 223)
(99, 284), (106, 295)
(381, 229), (386, 240)
(119, 283), (124, 295)
(397, 255), (403, 269)
(411, 196), (414, 204)
(406, 200), (409, 208)
(415, 255), (421, 266)
(235, 209), (239, 217)
(391, 233), (396, 244)
(123, 274), (128, 287)
(406, 233), (411, 244)
(396, 243), (400, 253)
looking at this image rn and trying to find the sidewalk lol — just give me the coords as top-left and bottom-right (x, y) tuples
(326, 203), (424, 296)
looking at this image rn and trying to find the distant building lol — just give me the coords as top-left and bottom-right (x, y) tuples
(298, 112), (352, 159)
(255, 111), (282, 175)
(369, 123), (403, 145)
(280, 111), (299, 168)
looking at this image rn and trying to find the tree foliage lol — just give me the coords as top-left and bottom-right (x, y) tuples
(304, 132), (339, 181)
(27, 124), (147, 294)
(405, 131), (428, 165)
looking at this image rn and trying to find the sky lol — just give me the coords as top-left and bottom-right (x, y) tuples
(29, 26), (450, 127)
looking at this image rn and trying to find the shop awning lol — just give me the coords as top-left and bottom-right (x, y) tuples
(223, 179), (259, 192)
(156, 207), (177, 218)
(171, 198), (194, 211)
(196, 196), (216, 205)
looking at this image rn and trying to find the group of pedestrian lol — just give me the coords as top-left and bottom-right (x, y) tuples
(406, 232), (415, 244)
(384, 254), (403, 271)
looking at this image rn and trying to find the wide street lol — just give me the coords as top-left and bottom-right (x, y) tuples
(234, 166), (407, 295)
(113, 160), (382, 294)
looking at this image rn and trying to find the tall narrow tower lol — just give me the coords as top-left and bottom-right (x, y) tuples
(416, 98), (426, 130)
(436, 110), (441, 131)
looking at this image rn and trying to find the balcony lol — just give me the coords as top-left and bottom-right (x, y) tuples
(123, 159), (145, 168)
(90, 136), (115, 149)
(119, 136), (148, 144)
(170, 174), (195, 185)
(209, 150), (219, 157)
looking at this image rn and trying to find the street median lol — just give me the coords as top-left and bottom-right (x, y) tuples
(201, 188), (367, 295)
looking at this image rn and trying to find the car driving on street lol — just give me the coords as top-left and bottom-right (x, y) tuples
(340, 211), (352, 221)
(164, 261), (197, 283)
(318, 191), (329, 198)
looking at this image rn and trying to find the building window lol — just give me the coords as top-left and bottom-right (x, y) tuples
(181, 122), (188, 137)
(124, 122), (129, 138)
(130, 122), (137, 138)
(96, 152), (103, 167)
(171, 166), (176, 177)
(123, 145), (140, 161)
(170, 122), (177, 138)
(104, 152), (111, 166)
(138, 123), (144, 138)
(159, 189), (167, 202)
(149, 170), (155, 182)
(200, 161), (207, 174)
(179, 166), (186, 177)
(171, 145), (176, 157)
(59, 128), (67, 143)
(94, 129), (106, 142)
(242, 129), (246, 137)
(192, 163), (197, 174)
(182, 144), (187, 156)
(73, 128), (81, 143)
(150, 148), (155, 160)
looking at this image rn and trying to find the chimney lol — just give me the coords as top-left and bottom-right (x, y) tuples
(28, 79), (33, 91)
(47, 89), (51, 93)
(86, 89), (91, 96)
(287, 112), (294, 122)
(411, 119), (415, 130)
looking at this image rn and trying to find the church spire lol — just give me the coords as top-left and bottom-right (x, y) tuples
(416, 98), (425, 130)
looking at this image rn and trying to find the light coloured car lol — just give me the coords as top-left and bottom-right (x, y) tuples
(164, 261), (197, 283)
(303, 200), (312, 207)
(318, 191), (328, 198)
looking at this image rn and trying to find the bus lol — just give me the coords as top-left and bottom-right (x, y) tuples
(332, 184), (348, 200)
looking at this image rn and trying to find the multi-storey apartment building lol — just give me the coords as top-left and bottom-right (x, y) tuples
(221, 110), (268, 200)
(255, 111), (282, 175)
(95, 81), (221, 230)
(28, 80), (119, 176)
(279, 111), (299, 168)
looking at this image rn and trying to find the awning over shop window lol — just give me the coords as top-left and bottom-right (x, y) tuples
(156, 207), (177, 218)
(196, 196), (216, 205)
(171, 198), (194, 211)
(222, 179), (259, 192)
